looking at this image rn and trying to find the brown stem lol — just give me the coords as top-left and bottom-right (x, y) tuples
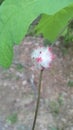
(32, 69), (43, 130)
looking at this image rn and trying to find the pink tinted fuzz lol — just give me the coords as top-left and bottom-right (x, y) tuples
(31, 46), (55, 69)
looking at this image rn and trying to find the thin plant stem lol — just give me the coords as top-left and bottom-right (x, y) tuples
(32, 69), (43, 130)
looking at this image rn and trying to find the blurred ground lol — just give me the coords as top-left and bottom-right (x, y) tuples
(0, 36), (73, 130)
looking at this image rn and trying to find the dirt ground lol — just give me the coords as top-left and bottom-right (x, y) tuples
(0, 36), (73, 130)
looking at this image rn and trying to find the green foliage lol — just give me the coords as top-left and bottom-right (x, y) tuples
(57, 94), (64, 106)
(0, 0), (73, 67)
(36, 4), (73, 42)
(43, 39), (52, 46)
(6, 113), (18, 124)
(63, 20), (73, 47)
(49, 94), (64, 116)
(67, 80), (73, 87)
(0, 0), (4, 5)
(16, 63), (24, 71)
(49, 101), (60, 116)
(27, 24), (36, 36)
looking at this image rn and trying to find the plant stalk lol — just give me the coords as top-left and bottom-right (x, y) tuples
(32, 69), (43, 130)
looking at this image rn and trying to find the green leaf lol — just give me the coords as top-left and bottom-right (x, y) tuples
(36, 4), (73, 42)
(0, 0), (4, 5)
(0, 0), (73, 67)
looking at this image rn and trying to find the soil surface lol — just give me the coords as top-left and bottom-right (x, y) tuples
(0, 36), (73, 130)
